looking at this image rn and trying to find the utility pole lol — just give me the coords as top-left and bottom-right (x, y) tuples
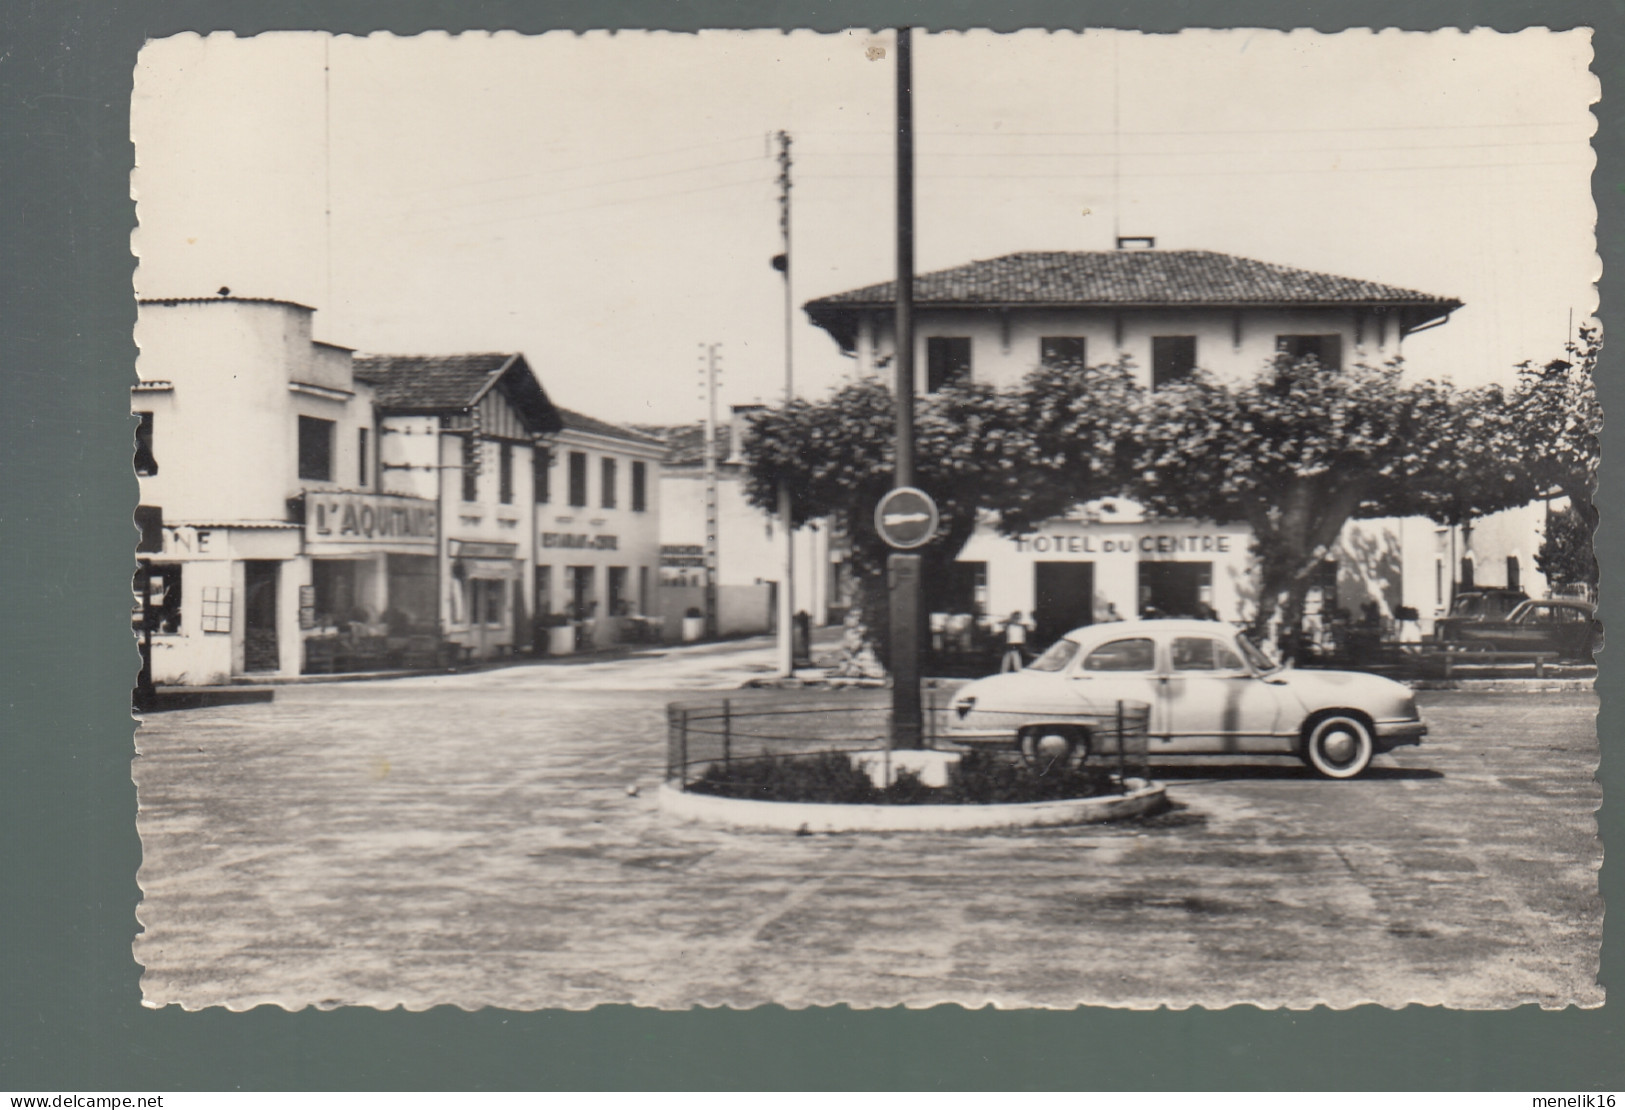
(889, 26), (924, 750)
(774, 130), (797, 677)
(698, 342), (722, 640)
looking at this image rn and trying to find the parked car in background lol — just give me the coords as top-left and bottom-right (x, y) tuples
(1446, 598), (1602, 662)
(946, 619), (1426, 779)
(1432, 588), (1529, 642)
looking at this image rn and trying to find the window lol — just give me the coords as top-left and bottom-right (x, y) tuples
(1151, 336), (1197, 388)
(1507, 555), (1521, 592)
(926, 336), (972, 391)
(1459, 556), (1475, 591)
(631, 460), (647, 512)
(608, 566), (629, 615)
(298, 416), (334, 481)
(499, 443), (514, 504)
(601, 456), (617, 509)
(1040, 337), (1087, 367)
(1026, 639), (1081, 673)
(568, 451), (588, 507)
(461, 436), (479, 502)
(1083, 637), (1155, 672)
(1276, 334), (1343, 370)
(1172, 636), (1246, 672)
(534, 447), (552, 504)
(200, 586), (233, 634)
(358, 427), (369, 487)
(138, 563), (183, 634)
(134, 411), (157, 476)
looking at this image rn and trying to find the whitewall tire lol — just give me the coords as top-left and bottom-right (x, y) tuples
(1302, 714), (1374, 779)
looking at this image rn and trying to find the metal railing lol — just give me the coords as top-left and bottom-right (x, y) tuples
(665, 690), (1151, 791)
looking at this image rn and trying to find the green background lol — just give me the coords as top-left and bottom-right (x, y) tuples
(2, 0), (1619, 1091)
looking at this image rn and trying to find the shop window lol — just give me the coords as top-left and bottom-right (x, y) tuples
(1083, 637), (1155, 672)
(462, 437), (480, 502)
(608, 566), (629, 615)
(200, 586), (233, 633)
(133, 412), (158, 476)
(358, 427), (369, 487)
(139, 563), (183, 634)
(601, 456), (617, 509)
(298, 416), (334, 482)
(926, 336), (971, 392)
(1276, 334), (1343, 371)
(1040, 337), (1087, 367)
(1151, 336), (1197, 388)
(534, 447), (552, 504)
(631, 461), (647, 512)
(568, 451), (588, 507)
(499, 443), (514, 504)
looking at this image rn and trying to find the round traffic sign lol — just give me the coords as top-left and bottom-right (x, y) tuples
(874, 486), (940, 549)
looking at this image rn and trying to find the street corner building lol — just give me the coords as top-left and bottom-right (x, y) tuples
(803, 244), (1559, 642)
(130, 295), (663, 687)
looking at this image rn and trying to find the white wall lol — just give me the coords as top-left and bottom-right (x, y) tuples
(534, 428), (664, 647)
(854, 303), (1407, 391)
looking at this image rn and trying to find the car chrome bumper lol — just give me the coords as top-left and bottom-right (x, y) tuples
(1373, 719), (1427, 746)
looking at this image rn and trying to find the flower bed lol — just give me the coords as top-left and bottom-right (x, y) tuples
(685, 749), (1122, 806)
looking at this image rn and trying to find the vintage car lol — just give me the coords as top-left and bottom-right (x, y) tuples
(1445, 598), (1602, 661)
(946, 619), (1426, 779)
(1432, 588), (1529, 642)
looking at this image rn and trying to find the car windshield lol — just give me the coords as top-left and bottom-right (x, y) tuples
(1234, 632), (1276, 673)
(1026, 638), (1081, 673)
(1449, 595), (1483, 617)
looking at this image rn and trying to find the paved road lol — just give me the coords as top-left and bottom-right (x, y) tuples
(133, 643), (1602, 1010)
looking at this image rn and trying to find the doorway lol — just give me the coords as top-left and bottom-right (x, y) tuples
(242, 560), (280, 672)
(1033, 562), (1094, 646)
(1138, 561), (1213, 618)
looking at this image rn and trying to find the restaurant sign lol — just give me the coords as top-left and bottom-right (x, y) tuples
(305, 492), (437, 550)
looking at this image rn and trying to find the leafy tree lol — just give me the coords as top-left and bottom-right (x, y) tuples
(1132, 355), (1533, 657)
(1536, 505), (1599, 590)
(741, 378), (1022, 666)
(1508, 324), (1601, 538)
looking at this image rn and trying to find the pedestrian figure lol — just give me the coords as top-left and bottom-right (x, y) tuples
(1000, 610), (1030, 673)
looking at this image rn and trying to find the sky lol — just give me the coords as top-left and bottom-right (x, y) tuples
(131, 28), (1599, 425)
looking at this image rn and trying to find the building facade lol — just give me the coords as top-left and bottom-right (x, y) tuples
(133, 300), (662, 685)
(531, 410), (666, 650)
(651, 408), (835, 638)
(354, 353), (562, 663)
(804, 245), (1481, 639)
(134, 297), (444, 684)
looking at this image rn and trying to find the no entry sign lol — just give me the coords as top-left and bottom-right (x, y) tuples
(874, 486), (940, 549)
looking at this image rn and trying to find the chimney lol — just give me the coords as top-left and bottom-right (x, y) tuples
(1116, 236), (1155, 250)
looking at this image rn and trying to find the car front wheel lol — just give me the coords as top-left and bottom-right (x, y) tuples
(1302, 714), (1374, 779)
(1019, 726), (1088, 773)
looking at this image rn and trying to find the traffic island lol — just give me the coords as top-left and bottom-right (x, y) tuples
(661, 694), (1169, 833)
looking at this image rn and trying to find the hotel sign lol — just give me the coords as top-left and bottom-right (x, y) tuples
(1013, 531), (1235, 556)
(305, 492), (437, 551)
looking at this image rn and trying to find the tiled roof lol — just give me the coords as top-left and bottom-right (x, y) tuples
(556, 407), (668, 448)
(805, 249), (1461, 350)
(353, 353), (517, 410)
(353, 352), (561, 435)
(808, 250), (1459, 310)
